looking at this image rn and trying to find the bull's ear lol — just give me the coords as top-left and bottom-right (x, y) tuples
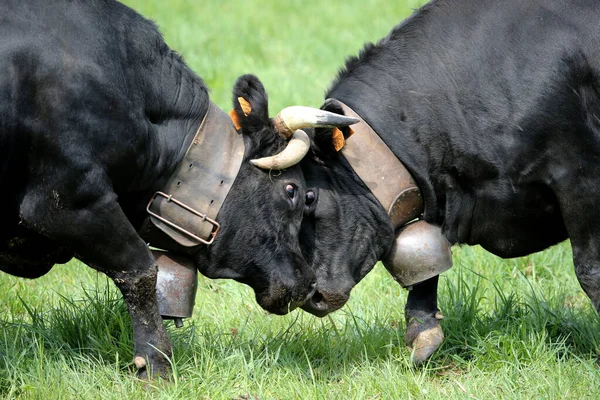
(312, 101), (355, 157)
(230, 74), (270, 134)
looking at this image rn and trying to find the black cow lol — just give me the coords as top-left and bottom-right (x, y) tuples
(292, 0), (600, 363)
(0, 0), (323, 377)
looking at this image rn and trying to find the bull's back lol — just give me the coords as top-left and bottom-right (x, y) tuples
(0, 0), (159, 193)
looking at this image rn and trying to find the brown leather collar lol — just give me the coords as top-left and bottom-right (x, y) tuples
(145, 101), (245, 248)
(326, 98), (423, 230)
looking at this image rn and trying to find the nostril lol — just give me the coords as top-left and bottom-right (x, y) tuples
(311, 290), (324, 305)
(301, 289), (331, 317)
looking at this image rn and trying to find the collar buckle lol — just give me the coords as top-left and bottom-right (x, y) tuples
(146, 191), (220, 245)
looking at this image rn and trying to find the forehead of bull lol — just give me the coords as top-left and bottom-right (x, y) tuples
(147, 101), (245, 247)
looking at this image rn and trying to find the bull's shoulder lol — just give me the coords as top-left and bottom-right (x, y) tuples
(0, 0), (205, 198)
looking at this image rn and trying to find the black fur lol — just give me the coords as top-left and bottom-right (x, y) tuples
(300, 0), (600, 359)
(0, 0), (312, 377)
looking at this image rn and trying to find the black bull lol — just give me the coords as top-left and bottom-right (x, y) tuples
(0, 0), (348, 378)
(297, 0), (600, 363)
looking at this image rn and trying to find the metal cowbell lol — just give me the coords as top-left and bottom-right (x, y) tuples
(382, 220), (453, 287)
(152, 250), (198, 328)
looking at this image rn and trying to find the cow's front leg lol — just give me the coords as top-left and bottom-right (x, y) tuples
(404, 275), (444, 364)
(20, 190), (171, 378)
(109, 263), (172, 379)
(382, 221), (450, 363)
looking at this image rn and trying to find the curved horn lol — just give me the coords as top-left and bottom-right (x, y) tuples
(250, 129), (310, 170)
(273, 106), (359, 138)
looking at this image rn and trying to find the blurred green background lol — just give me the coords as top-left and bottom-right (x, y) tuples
(121, 0), (426, 111)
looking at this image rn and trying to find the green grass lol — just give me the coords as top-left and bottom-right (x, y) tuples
(2, 0), (600, 398)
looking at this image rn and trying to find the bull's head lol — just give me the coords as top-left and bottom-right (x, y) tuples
(270, 103), (396, 317)
(194, 75), (357, 315)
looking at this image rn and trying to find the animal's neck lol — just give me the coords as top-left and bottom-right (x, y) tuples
(325, 2), (458, 224)
(148, 52), (211, 173)
(328, 99), (423, 229)
(156, 52), (209, 123)
(123, 57), (210, 225)
(328, 76), (440, 224)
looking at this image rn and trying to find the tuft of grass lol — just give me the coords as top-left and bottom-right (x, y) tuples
(4, 245), (600, 399)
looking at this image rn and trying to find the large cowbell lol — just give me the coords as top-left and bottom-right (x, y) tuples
(382, 220), (453, 287)
(152, 250), (198, 327)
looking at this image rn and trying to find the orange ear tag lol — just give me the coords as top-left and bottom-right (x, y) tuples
(332, 127), (346, 152)
(229, 109), (243, 130)
(237, 97), (252, 116)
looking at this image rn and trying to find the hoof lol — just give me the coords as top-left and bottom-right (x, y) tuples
(408, 324), (444, 365)
(133, 356), (147, 369)
(405, 312), (444, 365)
(133, 355), (171, 380)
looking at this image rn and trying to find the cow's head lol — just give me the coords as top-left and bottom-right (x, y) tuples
(194, 75), (356, 315)
(287, 104), (395, 317)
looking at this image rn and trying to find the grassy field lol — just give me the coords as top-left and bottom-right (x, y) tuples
(2, 0), (600, 398)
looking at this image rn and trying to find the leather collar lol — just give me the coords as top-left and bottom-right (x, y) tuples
(325, 98), (423, 230)
(144, 101), (245, 249)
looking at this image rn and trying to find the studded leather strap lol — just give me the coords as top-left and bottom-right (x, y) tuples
(147, 101), (245, 247)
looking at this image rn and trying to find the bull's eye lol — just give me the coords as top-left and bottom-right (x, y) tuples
(285, 184), (296, 199)
(306, 190), (316, 205)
